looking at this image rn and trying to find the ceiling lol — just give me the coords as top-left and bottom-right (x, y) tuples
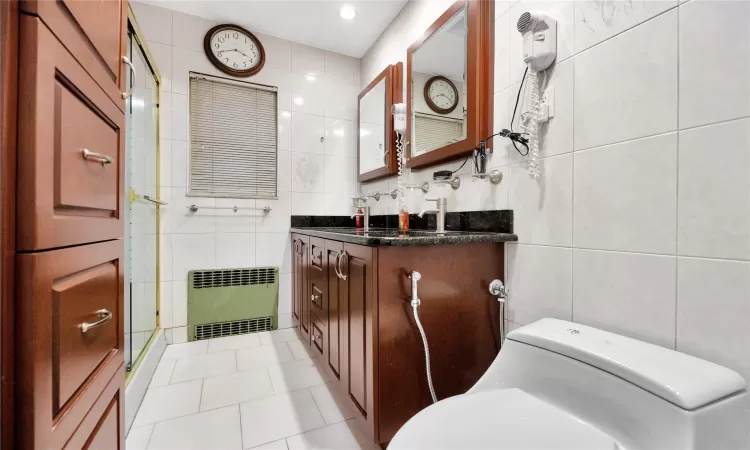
(142, 0), (408, 58)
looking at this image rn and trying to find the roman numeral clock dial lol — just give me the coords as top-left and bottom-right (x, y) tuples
(203, 24), (266, 77)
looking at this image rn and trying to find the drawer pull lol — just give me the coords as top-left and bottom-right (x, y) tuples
(338, 251), (348, 280)
(79, 309), (113, 333)
(82, 149), (113, 166)
(121, 56), (136, 99)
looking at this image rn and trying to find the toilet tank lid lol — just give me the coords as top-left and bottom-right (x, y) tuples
(507, 319), (747, 410)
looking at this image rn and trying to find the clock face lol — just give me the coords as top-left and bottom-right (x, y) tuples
(204, 25), (265, 77)
(425, 76), (459, 114)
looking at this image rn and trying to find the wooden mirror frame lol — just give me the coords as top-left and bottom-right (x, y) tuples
(406, 0), (494, 170)
(358, 62), (403, 183)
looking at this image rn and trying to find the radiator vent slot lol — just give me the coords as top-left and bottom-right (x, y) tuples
(194, 317), (273, 340)
(192, 268), (276, 289)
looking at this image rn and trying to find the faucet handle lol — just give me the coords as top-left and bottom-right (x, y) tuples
(425, 197), (447, 206)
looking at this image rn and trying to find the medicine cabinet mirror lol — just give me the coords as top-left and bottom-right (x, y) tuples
(407, 0), (494, 170)
(358, 62), (402, 182)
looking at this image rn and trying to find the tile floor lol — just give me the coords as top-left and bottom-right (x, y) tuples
(127, 328), (379, 450)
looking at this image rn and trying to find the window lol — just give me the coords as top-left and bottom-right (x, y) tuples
(188, 73), (278, 198)
(413, 112), (466, 156)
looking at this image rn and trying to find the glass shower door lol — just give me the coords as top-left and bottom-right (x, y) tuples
(124, 23), (160, 372)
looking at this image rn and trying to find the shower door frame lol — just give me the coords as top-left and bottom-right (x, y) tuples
(124, 5), (163, 381)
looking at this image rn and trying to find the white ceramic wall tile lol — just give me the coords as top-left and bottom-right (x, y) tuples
(172, 10), (216, 52)
(574, 9), (678, 151)
(148, 41), (173, 94)
(324, 194), (356, 216)
(172, 326), (188, 344)
(291, 113), (325, 154)
(676, 257), (750, 380)
(240, 390), (326, 449)
(505, 244), (573, 324)
(279, 112), (292, 152)
(148, 405), (243, 450)
(159, 233), (173, 281)
(324, 78), (358, 121)
(678, 119), (750, 261)
(131, 2), (172, 46)
(278, 273), (292, 315)
(172, 233), (216, 280)
(214, 198), (258, 234)
(159, 281), (174, 329)
(171, 93), (188, 142)
(494, 11), (510, 93)
(574, 133), (677, 254)
(324, 156), (357, 194)
(324, 51), (360, 86)
(164, 328), (173, 344)
(292, 43), (325, 77)
(207, 333), (261, 353)
(170, 350), (237, 383)
(172, 280), (188, 327)
(171, 47), (221, 96)
(679, 0), (750, 129)
(508, 0), (575, 86)
(278, 313), (294, 329)
(159, 92), (171, 140)
(159, 139), (172, 187)
(170, 140), (187, 188)
(200, 368), (275, 411)
(277, 151), (292, 193)
(255, 232), (292, 272)
(324, 118), (355, 157)
(573, 249), (676, 348)
(216, 233), (256, 268)
(285, 420), (379, 450)
(291, 192), (326, 215)
(133, 379), (202, 426)
(257, 32), (292, 72)
(496, 0), (511, 18)
(309, 383), (358, 425)
(508, 154), (573, 246)
(291, 153), (325, 193)
(256, 193), (292, 233)
(291, 74), (326, 116)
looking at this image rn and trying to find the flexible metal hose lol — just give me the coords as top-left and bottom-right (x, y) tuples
(412, 304), (437, 403)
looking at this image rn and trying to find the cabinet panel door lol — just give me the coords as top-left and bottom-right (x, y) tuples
(16, 240), (124, 450)
(342, 243), (376, 436)
(325, 240), (344, 379)
(21, 0), (128, 111)
(64, 366), (125, 450)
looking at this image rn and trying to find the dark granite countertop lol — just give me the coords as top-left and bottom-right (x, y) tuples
(290, 227), (518, 247)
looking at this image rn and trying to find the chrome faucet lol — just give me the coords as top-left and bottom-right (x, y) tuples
(351, 205), (370, 232)
(418, 198), (447, 233)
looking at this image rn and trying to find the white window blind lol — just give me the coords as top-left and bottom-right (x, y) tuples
(413, 112), (466, 156)
(189, 74), (278, 199)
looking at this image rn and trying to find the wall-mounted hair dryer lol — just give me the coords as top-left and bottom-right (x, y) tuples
(517, 12), (557, 71)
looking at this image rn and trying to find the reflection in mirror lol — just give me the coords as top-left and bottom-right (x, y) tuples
(411, 3), (467, 157)
(359, 78), (386, 175)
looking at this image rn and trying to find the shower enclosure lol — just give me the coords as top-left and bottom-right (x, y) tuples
(124, 14), (162, 375)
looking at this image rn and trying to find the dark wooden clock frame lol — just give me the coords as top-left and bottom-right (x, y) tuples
(203, 23), (266, 77)
(424, 75), (459, 114)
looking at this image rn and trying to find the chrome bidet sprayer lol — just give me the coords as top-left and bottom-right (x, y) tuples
(409, 271), (437, 404)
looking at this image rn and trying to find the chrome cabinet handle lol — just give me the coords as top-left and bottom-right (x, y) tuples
(122, 56), (136, 99)
(294, 240), (301, 254)
(338, 251), (348, 280)
(141, 194), (168, 206)
(333, 251), (342, 279)
(82, 149), (113, 166)
(79, 309), (113, 333)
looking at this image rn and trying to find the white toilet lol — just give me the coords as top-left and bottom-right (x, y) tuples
(390, 319), (749, 450)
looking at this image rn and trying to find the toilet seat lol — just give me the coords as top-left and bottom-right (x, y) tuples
(388, 388), (618, 450)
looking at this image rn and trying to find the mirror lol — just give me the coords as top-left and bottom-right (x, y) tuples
(407, 0), (494, 170)
(358, 63), (402, 182)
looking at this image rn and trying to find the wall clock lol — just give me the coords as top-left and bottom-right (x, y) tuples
(424, 75), (459, 114)
(203, 24), (266, 77)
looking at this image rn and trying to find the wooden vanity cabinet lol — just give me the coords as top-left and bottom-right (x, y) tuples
(291, 233), (503, 446)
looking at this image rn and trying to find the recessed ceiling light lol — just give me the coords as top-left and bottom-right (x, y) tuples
(340, 5), (356, 20)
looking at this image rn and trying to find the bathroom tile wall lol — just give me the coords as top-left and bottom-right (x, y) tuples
(131, 2), (360, 343)
(361, 0), (750, 380)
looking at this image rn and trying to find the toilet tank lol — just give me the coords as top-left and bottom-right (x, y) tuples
(470, 319), (749, 450)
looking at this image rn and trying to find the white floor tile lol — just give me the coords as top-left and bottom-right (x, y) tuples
(285, 420), (378, 450)
(133, 380), (202, 427)
(201, 368), (275, 412)
(126, 424), (154, 450)
(148, 405), (243, 450)
(287, 339), (317, 361)
(239, 390), (325, 449)
(249, 440), (289, 450)
(268, 359), (328, 394)
(170, 351), (237, 384)
(309, 383), (357, 425)
(259, 328), (302, 345)
(236, 342), (295, 371)
(207, 333), (262, 353)
(162, 340), (208, 360)
(149, 358), (176, 389)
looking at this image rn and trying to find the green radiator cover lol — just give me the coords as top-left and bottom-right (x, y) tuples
(187, 267), (278, 341)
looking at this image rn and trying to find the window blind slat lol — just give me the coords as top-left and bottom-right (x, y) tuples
(413, 113), (466, 156)
(189, 75), (278, 199)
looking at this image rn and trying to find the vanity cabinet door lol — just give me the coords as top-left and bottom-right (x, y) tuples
(291, 234), (310, 340)
(325, 240), (344, 380)
(341, 243), (377, 438)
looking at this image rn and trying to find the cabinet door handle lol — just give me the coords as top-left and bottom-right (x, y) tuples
(333, 251), (342, 279)
(82, 148), (113, 166)
(338, 251), (348, 280)
(79, 309), (113, 333)
(121, 56), (136, 99)
(294, 240), (300, 254)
